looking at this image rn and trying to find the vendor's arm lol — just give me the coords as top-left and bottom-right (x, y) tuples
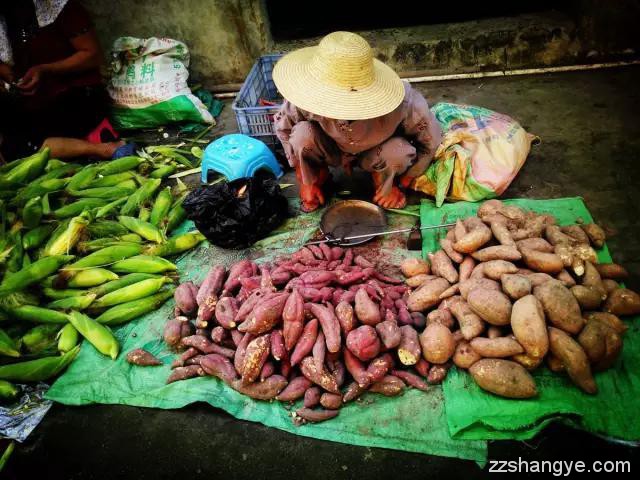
(273, 101), (307, 168)
(400, 85), (443, 182)
(0, 62), (13, 83)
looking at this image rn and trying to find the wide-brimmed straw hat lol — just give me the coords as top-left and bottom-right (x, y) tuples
(273, 31), (405, 120)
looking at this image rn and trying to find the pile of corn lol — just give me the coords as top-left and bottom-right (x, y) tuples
(0, 147), (206, 401)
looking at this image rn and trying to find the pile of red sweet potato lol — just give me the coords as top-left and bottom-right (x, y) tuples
(162, 244), (443, 424)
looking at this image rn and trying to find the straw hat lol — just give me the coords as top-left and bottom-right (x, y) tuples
(273, 32), (405, 120)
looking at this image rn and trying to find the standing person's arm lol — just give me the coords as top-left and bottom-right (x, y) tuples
(399, 87), (443, 184)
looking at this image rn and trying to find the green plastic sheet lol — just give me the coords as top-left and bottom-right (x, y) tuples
(46, 202), (487, 464)
(420, 197), (640, 442)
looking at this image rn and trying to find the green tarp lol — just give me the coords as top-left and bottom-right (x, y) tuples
(420, 197), (640, 442)
(45, 202), (487, 464)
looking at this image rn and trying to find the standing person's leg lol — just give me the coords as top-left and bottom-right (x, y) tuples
(359, 136), (417, 209)
(288, 121), (341, 212)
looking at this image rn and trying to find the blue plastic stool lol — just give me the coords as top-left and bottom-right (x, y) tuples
(201, 134), (283, 183)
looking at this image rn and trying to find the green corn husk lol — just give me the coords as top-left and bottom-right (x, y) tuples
(13, 178), (69, 206)
(91, 277), (171, 309)
(62, 244), (143, 272)
(94, 197), (128, 219)
(21, 324), (60, 354)
(150, 164), (177, 179)
(56, 323), (79, 354)
(149, 187), (172, 227)
(66, 165), (100, 191)
(144, 231), (206, 257)
(0, 255), (74, 297)
(96, 287), (175, 325)
(22, 196), (43, 228)
(138, 207), (151, 222)
(42, 193), (51, 215)
(146, 146), (193, 168)
(70, 184), (136, 200)
(118, 216), (164, 243)
(0, 328), (20, 357)
(68, 311), (119, 359)
(45, 159), (67, 171)
(0, 345), (79, 381)
(47, 293), (96, 310)
(43, 287), (88, 300)
(0, 148), (49, 188)
(87, 220), (129, 238)
(9, 305), (70, 324)
(111, 255), (177, 274)
(88, 171), (135, 188)
(166, 196), (187, 233)
(88, 273), (161, 297)
(76, 239), (141, 254)
(98, 156), (144, 175)
(22, 251), (31, 269)
(22, 223), (56, 250)
(42, 213), (89, 256)
(120, 178), (162, 216)
(53, 198), (107, 219)
(0, 291), (40, 311)
(66, 268), (119, 288)
(0, 380), (19, 401)
(6, 232), (23, 273)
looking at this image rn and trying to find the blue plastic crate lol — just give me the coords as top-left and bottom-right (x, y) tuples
(232, 54), (283, 150)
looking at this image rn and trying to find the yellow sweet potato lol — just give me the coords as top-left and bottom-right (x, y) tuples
(401, 258), (430, 277)
(533, 281), (584, 334)
(580, 223), (606, 248)
(511, 352), (544, 371)
(451, 301), (486, 340)
(511, 295), (549, 359)
(459, 256), (476, 282)
(453, 218), (492, 254)
(516, 238), (554, 253)
(407, 277), (450, 312)
(548, 327), (597, 394)
(604, 288), (640, 316)
(429, 250), (459, 283)
(472, 246), (522, 262)
(546, 353), (565, 373)
(405, 273), (436, 288)
(521, 248), (564, 274)
(500, 274), (531, 300)
(561, 225), (590, 245)
(585, 311), (627, 335)
(467, 288), (512, 326)
(595, 263), (629, 280)
(470, 337), (524, 358)
(602, 279), (620, 294)
(483, 260), (519, 280)
(571, 285), (606, 310)
(419, 323), (455, 364)
(453, 340), (482, 369)
(469, 359), (538, 398)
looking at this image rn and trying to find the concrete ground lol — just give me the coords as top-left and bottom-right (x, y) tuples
(5, 66), (640, 479)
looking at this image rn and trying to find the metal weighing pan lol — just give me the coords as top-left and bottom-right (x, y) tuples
(319, 200), (387, 246)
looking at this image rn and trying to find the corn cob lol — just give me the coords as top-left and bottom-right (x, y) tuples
(0, 255), (74, 297)
(98, 156), (145, 175)
(62, 244), (142, 272)
(13, 178), (69, 206)
(149, 187), (172, 227)
(42, 213), (89, 256)
(9, 305), (70, 324)
(21, 324), (60, 354)
(66, 268), (119, 288)
(144, 231), (206, 257)
(89, 272), (161, 297)
(145, 146), (193, 168)
(138, 207), (151, 222)
(150, 164), (177, 179)
(22, 251), (31, 269)
(88, 171), (135, 188)
(44, 159), (67, 171)
(0, 345), (79, 381)
(120, 178), (161, 216)
(22, 196), (42, 228)
(57, 323), (79, 353)
(96, 287), (175, 325)
(22, 223), (55, 251)
(111, 255), (177, 274)
(43, 287), (88, 299)
(94, 198), (127, 219)
(118, 216), (164, 243)
(53, 198), (108, 219)
(66, 165), (99, 191)
(70, 184), (136, 200)
(0, 329), (20, 357)
(41, 193), (51, 215)
(87, 220), (129, 238)
(6, 231), (23, 272)
(0, 148), (49, 187)
(91, 277), (172, 309)
(32, 163), (80, 183)
(77, 236), (141, 254)
(68, 311), (119, 359)
(165, 196), (187, 233)
(47, 293), (97, 310)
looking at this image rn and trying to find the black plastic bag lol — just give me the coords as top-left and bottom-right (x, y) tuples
(183, 171), (289, 249)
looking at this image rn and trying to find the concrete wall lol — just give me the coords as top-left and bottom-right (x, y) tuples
(83, 0), (271, 87)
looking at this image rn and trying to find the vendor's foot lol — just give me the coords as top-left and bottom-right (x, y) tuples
(300, 184), (325, 212)
(373, 186), (407, 209)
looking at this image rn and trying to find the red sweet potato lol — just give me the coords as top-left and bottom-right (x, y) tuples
(335, 301), (356, 335)
(259, 361), (276, 381)
(415, 358), (430, 377)
(241, 334), (271, 384)
(346, 325), (381, 361)
(375, 319), (402, 349)
(366, 353), (394, 383)
(231, 375), (287, 400)
(127, 348), (162, 366)
(175, 282), (198, 315)
(164, 319), (183, 347)
(214, 296), (238, 329)
(290, 318), (319, 366)
(369, 375), (405, 396)
(309, 303), (342, 353)
(295, 407), (339, 423)
(354, 255), (374, 268)
(391, 369), (429, 391)
(238, 292), (289, 335)
(200, 353), (237, 383)
(303, 386), (322, 407)
(276, 376), (312, 401)
(167, 365), (203, 383)
(397, 325), (421, 365)
(196, 265), (227, 327)
(320, 392), (343, 409)
(344, 348), (370, 386)
(300, 357), (340, 393)
(270, 330), (286, 361)
(210, 326), (226, 344)
(234, 333), (254, 374)
(171, 347), (199, 368)
(312, 331), (327, 371)
(319, 242), (333, 262)
(282, 289), (304, 351)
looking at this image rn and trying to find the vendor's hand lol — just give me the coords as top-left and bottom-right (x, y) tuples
(17, 65), (46, 95)
(299, 183), (325, 213)
(0, 63), (14, 84)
